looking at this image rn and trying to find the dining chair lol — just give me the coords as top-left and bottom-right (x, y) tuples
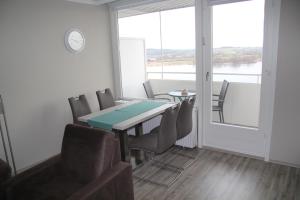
(128, 105), (180, 186)
(176, 97), (196, 141)
(143, 80), (171, 101)
(213, 80), (229, 123)
(68, 95), (91, 126)
(96, 88), (115, 110)
(172, 97), (197, 167)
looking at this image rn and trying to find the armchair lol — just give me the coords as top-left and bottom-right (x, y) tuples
(5, 124), (134, 200)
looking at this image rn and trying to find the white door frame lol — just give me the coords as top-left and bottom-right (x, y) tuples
(200, 0), (281, 160)
(109, 0), (281, 160)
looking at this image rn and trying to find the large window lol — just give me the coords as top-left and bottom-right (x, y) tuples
(118, 7), (195, 81)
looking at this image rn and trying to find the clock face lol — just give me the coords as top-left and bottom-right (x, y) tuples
(65, 29), (85, 53)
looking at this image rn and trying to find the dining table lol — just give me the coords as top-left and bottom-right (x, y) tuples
(78, 99), (177, 161)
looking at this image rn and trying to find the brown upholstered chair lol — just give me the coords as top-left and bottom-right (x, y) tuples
(174, 97), (197, 164)
(129, 106), (179, 154)
(68, 95), (92, 126)
(96, 88), (115, 110)
(128, 106), (180, 187)
(5, 124), (134, 200)
(176, 97), (195, 140)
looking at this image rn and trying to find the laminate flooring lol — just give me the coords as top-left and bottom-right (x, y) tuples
(132, 147), (300, 200)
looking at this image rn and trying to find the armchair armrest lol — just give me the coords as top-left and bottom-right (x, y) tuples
(68, 162), (134, 200)
(5, 155), (61, 193)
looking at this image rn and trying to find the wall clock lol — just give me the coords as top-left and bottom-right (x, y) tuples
(65, 29), (85, 53)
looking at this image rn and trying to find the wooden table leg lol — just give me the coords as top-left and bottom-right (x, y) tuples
(134, 123), (144, 161)
(114, 129), (129, 162)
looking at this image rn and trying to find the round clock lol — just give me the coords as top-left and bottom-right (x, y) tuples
(65, 29), (85, 53)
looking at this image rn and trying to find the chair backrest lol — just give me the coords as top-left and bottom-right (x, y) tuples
(0, 95), (4, 115)
(68, 95), (92, 125)
(61, 124), (120, 183)
(143, 81), (155, 98)
(96, 88), (115, 110)
(176, 97), (195, 140)
(157, 105), (179, 154)
(218, 80), (229, 108)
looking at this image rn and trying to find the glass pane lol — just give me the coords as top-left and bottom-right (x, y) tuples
(118, 12), (163, 80)
(212, 0), (265, 127)
(160, 7), (196, 80)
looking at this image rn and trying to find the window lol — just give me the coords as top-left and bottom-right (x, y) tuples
(118, 6), (195, 81)
(212, 0), (265, 84)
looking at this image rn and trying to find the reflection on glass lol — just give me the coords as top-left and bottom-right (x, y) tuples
(118, 7), (195, 81)
(118, 12), (163, 79)
(212, 0), (265, 128)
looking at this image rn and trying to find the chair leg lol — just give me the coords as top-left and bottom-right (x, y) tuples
(133, 150), (182, 187)
(218, 111), (222, 123)
(221, 110), (225, 123)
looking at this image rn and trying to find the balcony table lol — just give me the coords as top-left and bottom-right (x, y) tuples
(168, 90), (196, 101)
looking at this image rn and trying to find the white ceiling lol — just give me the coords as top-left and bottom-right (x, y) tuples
(66, 0), (117, 5)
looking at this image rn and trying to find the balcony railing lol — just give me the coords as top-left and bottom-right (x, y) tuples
(146, 71), (262, 84)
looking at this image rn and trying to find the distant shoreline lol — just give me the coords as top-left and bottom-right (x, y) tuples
(147, 47), (262, 66)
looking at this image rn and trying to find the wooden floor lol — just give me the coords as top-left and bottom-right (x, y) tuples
(132, 147), (300, 200)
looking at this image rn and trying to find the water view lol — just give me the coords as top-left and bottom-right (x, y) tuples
(146, 47), (262, 83)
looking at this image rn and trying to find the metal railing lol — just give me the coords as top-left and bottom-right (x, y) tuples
(146, 71), (262, 83)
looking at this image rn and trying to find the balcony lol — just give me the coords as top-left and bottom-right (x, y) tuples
(147, 79), (260, 128)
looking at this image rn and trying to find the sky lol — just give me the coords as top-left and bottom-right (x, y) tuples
(118, 0), (265, 49)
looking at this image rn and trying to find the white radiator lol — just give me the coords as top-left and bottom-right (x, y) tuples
(128, 107), (198, 148)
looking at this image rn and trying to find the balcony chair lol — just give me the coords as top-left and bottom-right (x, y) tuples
(5, 124), (134, 200)
(68, 95), (91, 126)
(128, 105), (180, 187)
(96, 88), (115, 110)
(143, 80), (171, 101)
(213, 80), (229, 123)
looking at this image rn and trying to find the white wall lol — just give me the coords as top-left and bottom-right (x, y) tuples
(0, 0), (114, 170)
(270, 0), (300, 166)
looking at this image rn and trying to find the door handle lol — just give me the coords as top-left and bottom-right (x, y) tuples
(206, 72), (210, 81)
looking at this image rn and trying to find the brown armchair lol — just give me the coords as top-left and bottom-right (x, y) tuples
(5, 124), (134, 200)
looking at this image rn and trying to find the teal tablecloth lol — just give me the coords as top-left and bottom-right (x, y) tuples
(87, 101), (165, 130)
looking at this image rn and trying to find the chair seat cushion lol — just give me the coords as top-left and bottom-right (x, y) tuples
(128, 127), (159, 153)
(212, 106), (221, 111)
(12, 173), (85, 200)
